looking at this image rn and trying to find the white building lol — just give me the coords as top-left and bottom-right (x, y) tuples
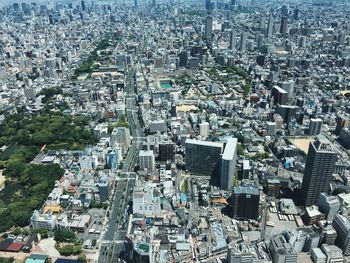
(79, 155), (98, 170)
(139, 150), (155, 171)
(199, 122), (210, 138)
(110, 127), (131, 149)
(133, 181), (161, 216)
(220, 138), (238, 190)
(31, 210), (57, 230)
(94, 123), (109, 138)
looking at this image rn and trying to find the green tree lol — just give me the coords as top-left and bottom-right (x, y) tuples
(54, 228), (76, 243)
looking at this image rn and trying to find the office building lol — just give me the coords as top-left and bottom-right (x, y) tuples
(339, 128), (350, 149)
(280, 80), (295, 96)
(335, 115), (350, 135)
(266, 122), (277, 136)
(227, 245), (254, 263)
(311, 248), (327, 263)
(220, 138), (238, 190)
(96, 179), (109, 202)
(158, 142), (175, 162)
(111, 127), (131, 148)
(280, 16), (288, 36)
(179, 50), (189, 67)
(338, 128), (350, 150)
(239, 32), (247, 52)
(259, 15), (266, 31)
(205, 15), (213, 40)
(229, 30), (236, 50)
(149, 120), (167, 134)
(133, 181), (161, 216)
(267, 13), (274, 38)
(318, 193), (340, 221)
(309, 118), (323, 136)
(272, 86), (288, 105)
(304, 205), (325, 225)
(81, 0), (86, 11)
(333, 214), (350, 256)
(79, 155), (98, 170)
(205, 0), (211, 11)
(107, 151), (118, 169)
(199, 122), (210, 138)
(139, 150), (155, 171)
(185, 139), (223, 177)
(321, 244), (343, 263)
(276, 105), (298, 123)
(231, 185), (259, 220)
(300, 139), (336, 206)
(269, 234), (298, 263)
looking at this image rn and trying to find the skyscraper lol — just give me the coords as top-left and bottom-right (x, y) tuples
(185, 139), (223, 177)
(266, 13), (274, 38)
(179, 50), (189, 67)
(300, 139), (336, 206)
(205, 0), (211, 11)
(199, 122), (210, 138)
(239, 32), (247, 52)
(309, 118), (322, 136)
(220, 138), (238, 190)
(231, 185), (260, 220)
(259, 15), (266, 31)
(335, 114), (350, 135)
(333, 214), (350, 256)
(280, 16), (288, 36)
(229, 30), (236, 50)
(205, 15), (213, 40)
(81, 0), (86, 11)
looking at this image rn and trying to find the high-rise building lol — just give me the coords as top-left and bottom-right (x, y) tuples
(220, 138), (238, 190)
(300, 139), (336, 206)
(239, 32), (247, 52)
(96, 179), (109, 202)
(231, 185), (260, 220)
(185, 139), (223, 177)
(139, 150), (155, 171)
(269, 234), (298, 263)
(259, 15), (266, 31)
(266, 122), (277, 136)
(107, 151), (118, 169)
(111, 127), (131, 149)
(280, 16), (288, 36)
(318, 193), (340, 221)
(335, 114), (350, 135)
(339, 128), (350, 149)
(280, 80), (295, 96)
(199, 122), (210, 138)
(276, 105), (298, 123)
(333, 214), (350, 256)
(81, 0), (86, 11)
(272, 86), (289, 105)
(205, 15), (213, 40)
(293, 8), (299, 20)
(309, 118), (323, 136)
(205, 0), (211, 11)
(179, 50), (189, 67)
(158, 143), (175, 162)
(321, 244), (343, 263)
(229, 30), (236, 50)
(266, 13), (274, 38)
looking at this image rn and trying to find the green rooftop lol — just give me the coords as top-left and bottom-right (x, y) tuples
(160, 82), (172, 89)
